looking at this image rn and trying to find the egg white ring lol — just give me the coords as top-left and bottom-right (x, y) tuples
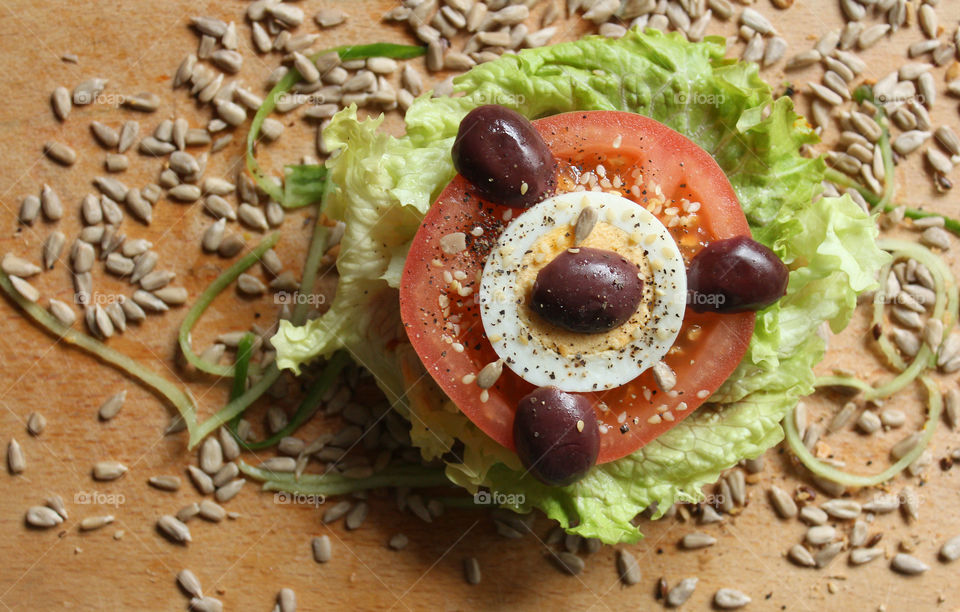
(478, 191), (687, 392)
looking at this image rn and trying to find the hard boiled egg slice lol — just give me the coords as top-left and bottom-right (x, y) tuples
(478, 191), (686, 392)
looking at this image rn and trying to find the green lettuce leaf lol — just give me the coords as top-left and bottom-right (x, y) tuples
(271, 30), (888, 544)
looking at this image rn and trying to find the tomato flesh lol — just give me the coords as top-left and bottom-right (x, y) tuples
(400, 111), (756, 464)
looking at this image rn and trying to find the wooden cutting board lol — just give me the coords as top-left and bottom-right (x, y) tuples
(1, 1), (959, 610)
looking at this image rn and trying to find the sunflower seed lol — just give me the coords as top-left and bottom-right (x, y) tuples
(114, 120), (138, 154)
(43, 140), (76, 166)
(189, 596), (222, 612)
(892, 328), (920, 357)
(138, 137), (175, 156)
(550, 551), (585, 575)
(215, 478), (245, 502)
(98, 391), (126, 421)
(116, 296), (143, 323)
(79, 514), (115, 531)
(218, 234), (245, 258)
(177, 569), (203, 599)
(786, 49), (821, 70)
(235, 204), (268, 232)
(799, 505), (828, 525)
(342, 501), (369, 530)
(26, 411), (47, 436)
(73, 78), (106, 105)
(806, 525), (836, 545)
(305, 535), (334, 564)
(938, 334), (960, 366)
(17, 193), (41, 225)
(661, 576), (698, 606)
(2, 254), (41, 277)
(936, 535), (960, 562)
(139, 269), (175, 292)
(768, 486), (798, 518)
(132, 290), (168, 312)
(824, 71), (851, 100)
(809, 82), (843, 106)
(167, 184), (202, 203)
(815, 30), (840, 57)
(51, 86), (71, 121)
(610, 549), (641, 585)
(901, 485), (919, 521)
(157, 515), (192, 543)
(37, 184), (64, 221)
(787, 543), (816, 567)
(763, 36), (787, 66)
(233, 273), (266, 296)
(9, 275), (39, 302)
(215, 100), (246, 126)
(49, 298), (76, 327)
(917, 3), (937, 38)
(154, 286), (188, 306)
(891, 553), (928, 575)
(921, 226), (950, 250)
(652, 361), (676, 392)
(858, 23), (889, 49)
(909, 39), (940, 58)
(127, 251), (157, 285)
(822, 499), (861, 520)
(681, 532), (716, 549)
(26, 506), (63, 528)
(145, 475), (181, 492)
(7, 438), (25, 474)
(199, 437), (224, 474)
(197, 499), (226, 523)
(849, 546), (883, 565)
(92, 460), (127, 481)
(714, 588), (751, 609)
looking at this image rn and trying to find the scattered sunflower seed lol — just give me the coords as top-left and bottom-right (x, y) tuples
(92, 460), (127, 481)
(98, 391), (126, 421)
(157, 514), (192, 544)
(26, 506), (64, 528)
(891, 553), (928, 575)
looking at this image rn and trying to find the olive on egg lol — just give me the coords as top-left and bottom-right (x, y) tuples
(530, 247), (644, 334)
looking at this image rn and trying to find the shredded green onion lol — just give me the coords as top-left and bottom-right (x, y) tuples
(814, 239), (957, 398)
(246, 43), (426, 205)
(231, 333), (256, 402)
(785, 376), (942, 487)
(178, 233), (281, 378)
(238, 460), (451, 496)
(236, 351), (350, 451)
(824, 115), (960, 236)
(0, 270), (200, 438)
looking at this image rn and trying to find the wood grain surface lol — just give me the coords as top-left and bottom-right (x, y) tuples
(0, 1), (959, 610)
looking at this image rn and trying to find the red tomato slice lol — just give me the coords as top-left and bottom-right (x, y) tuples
(400, 111), (755, 464)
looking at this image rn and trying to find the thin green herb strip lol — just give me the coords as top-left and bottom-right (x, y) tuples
(785, 376), (941, 487)
(246, 43), (425, 205)
(190, 366), (280, 447)
(238, 460), (451, 496)
(178, 233), (280, 378)
(231, 333), (256, 402)
(0, 271), (199, 437)
(239, 351), (350, 450)
(814, 239), (957, 397)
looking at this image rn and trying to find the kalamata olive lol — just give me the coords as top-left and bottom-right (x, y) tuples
(514, 386), (600, 486)
(451, 105), (556, 208)
(530, 247), (644, 333)
(686, 235), (788, 313)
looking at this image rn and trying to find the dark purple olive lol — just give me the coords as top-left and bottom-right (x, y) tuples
(514, 386), (600, 487)
(686, 236), (788, 313)
(451, 105), (556, 208)
(530, 247), (644, 334)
